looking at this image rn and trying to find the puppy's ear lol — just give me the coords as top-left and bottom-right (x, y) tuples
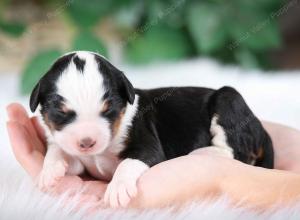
(117, 72), (135, 105)
(29, 81), (41, 112)
(95, 55), (135, 104)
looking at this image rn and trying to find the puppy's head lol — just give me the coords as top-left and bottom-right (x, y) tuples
(29, 51), (135, 156)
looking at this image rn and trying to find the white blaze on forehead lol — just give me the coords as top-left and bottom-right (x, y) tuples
(56, 52), (106, 116)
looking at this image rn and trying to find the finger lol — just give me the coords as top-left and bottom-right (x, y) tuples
(31, 116), (46, 142)
(80, 180), (107, 198)
(6, 103), (30, 124)
(103, 184), (110, 205)
(7, 121), (44, 178)
(6, 103), (39, 142)
(31, 117), (47, 152)
(7, 103), (46, 156)
(49, 176), (84, 196)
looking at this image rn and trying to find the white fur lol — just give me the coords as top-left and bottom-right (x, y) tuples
(53, 51), (111, 156)
(74, 95), (140, 181)
(38, 51), (141, 189)
(78, 151), (120, 181)
(104, 158), (149, 208)
(209, 115), (234, 158)
(37, 144), (68, 189)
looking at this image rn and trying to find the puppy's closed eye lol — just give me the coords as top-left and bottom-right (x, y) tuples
(47, 105), (76, 130)
(57, 105), (74, 116)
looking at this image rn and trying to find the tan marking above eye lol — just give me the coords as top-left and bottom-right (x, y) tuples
(61, 104), (70, 113)
(101, 100), (109, 113)
(42, 113), (55, 132)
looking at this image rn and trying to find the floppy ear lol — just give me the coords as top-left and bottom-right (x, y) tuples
(94, 55), (135, 104)
(118, 72), (135, 105)
(29, 81), (41, 112)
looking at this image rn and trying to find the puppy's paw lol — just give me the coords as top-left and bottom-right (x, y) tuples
(104, 176), (138, 208)
(37, 160), (68, 191)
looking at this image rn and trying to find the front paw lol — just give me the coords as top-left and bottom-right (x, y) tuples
(104, 177), (138, 208)
(37, 160), (68, 191)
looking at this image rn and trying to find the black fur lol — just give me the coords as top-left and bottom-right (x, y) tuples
(207, 86), (273, 166)
(92, 54), (136, 130)
(29, 52), (274, 169)
(73, 55), (86, 72)
(121, 86), (274, 168)
(42, 94), (77, 131)
(95, 55), (135, 105)
(29, 53), (75, 112)
(29, 53), (76, 130)
(29, 53), (134, 133)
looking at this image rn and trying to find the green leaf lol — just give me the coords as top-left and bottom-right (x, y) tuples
(246, 21), (281, 50)
(229, 13), (281, 51)
(125, 25), (192, 64)
(112, 1), (143, 30)
(146, 0), (186, 28)
(186, 2), (227, 53)
(234, 48), (259, 69)
(0, 20), (26, 37)
(21, 49), (62, 94)
(237, 0), (281, 12)
(67, 0), (113, 29)
(71, 31), (108, 57)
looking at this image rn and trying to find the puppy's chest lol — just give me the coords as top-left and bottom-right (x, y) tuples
(78, 152), (120, 181)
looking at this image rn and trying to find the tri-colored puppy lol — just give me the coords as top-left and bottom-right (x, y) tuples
(29, 51), (274, 208)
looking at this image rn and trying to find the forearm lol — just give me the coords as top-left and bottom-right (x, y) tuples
(131, 154), (222, 208)
(221, 162), (300, 209)
(261, 120), (300, 172)
(132, 154), (300, 210)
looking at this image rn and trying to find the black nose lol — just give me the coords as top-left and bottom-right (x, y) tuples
(79, 138), (96, 149)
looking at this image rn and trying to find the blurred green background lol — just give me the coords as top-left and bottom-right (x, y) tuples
(0, 0), (299, 94)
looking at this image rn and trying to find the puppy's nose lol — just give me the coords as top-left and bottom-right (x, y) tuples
(79, 137), (96, 149)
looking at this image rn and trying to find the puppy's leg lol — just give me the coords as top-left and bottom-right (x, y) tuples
(207, 86), (274, 167)
(207, 116), (235, 158)
(104, 158), (149, 208)
(189, 116), (234, 158)
(105, 117), (165, 208)
(37, 144), (68, 190)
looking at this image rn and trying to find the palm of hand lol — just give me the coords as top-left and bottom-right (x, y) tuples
(6, 103), (107, 207)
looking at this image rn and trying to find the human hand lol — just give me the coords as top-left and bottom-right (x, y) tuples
(6, 103), (222, 209)
(7, 103), (300, 210)
(6, 103), (107, 208)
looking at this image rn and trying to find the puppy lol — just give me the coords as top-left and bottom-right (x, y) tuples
(29, 51), (274, 208)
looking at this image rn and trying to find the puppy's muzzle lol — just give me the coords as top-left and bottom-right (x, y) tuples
(78, 137), (96, 150)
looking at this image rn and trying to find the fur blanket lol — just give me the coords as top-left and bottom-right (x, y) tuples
(1, 58), (300, 219)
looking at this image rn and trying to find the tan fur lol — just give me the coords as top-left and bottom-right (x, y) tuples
(250, 147), (264, 165)
(112, 110), (125, 137)
(257, 147), (264, 159)
(43, 113), (55, 132)
(61, 104), (70, 113)
(101, 100), (109, 113)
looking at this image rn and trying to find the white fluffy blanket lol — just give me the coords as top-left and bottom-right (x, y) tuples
(1, 58), (300, 219)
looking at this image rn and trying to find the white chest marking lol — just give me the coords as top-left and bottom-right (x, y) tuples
(78, 151), (120, 181)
